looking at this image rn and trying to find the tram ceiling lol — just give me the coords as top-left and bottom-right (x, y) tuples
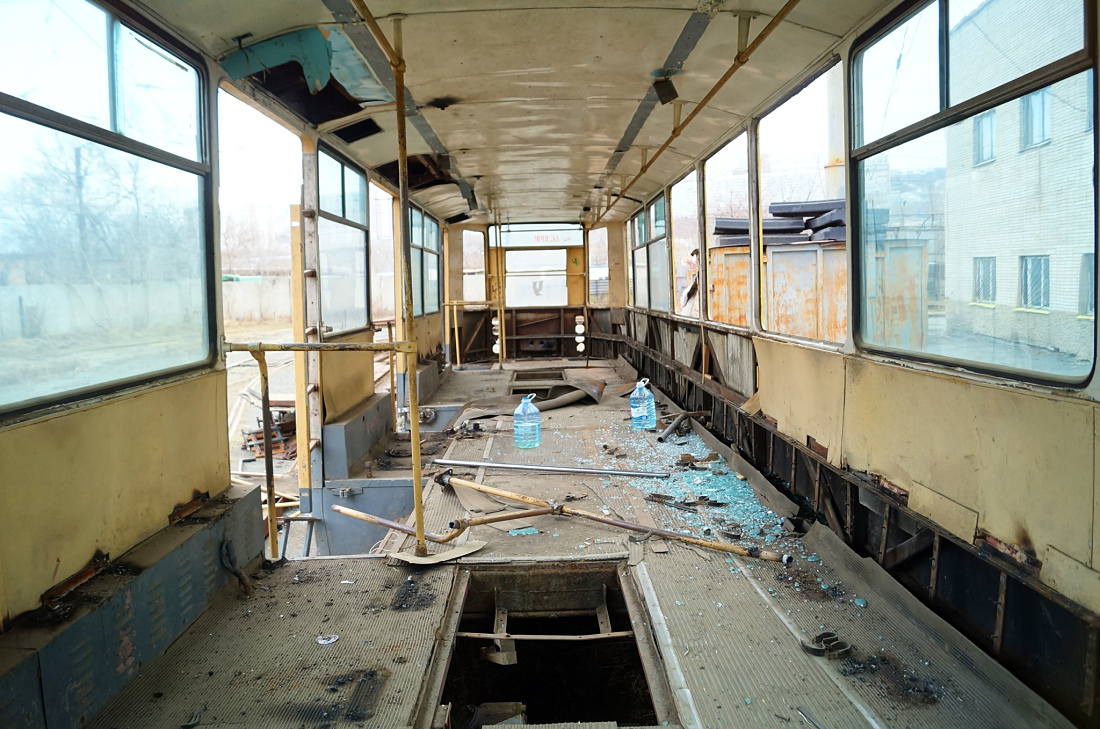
(141, 0), (885, 222)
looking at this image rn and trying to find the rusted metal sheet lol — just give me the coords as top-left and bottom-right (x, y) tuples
(763, 242), (847, 342)
(707, 245), (750, 326)
(863, 241), (928, 349)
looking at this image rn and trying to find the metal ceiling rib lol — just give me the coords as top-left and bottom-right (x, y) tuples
(322, 0), (478, 209)
(584, 10), (712, 218)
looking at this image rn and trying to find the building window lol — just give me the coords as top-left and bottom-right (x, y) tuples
(0, 0), (211, 414)
(974, 111), (995, 164)
(1020, 255), (1050, 309)
(1022, 88), (1052, 148)
(318, 150), (369, 333)
(1081, 253), (1095, 316)
(973, 257), (996, 303)
(853, 0), (1092, 382)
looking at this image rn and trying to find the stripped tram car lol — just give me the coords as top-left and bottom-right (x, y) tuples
(0, 0), (1098, 726)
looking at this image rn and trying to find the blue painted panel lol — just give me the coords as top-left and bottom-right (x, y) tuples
(315, 479), (415, 556)
(0, 649), (44, 729)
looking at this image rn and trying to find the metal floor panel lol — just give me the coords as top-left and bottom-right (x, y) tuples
(88, 558), (455, 729)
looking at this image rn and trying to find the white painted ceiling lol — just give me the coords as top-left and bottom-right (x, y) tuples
(137, 0), (888, 223)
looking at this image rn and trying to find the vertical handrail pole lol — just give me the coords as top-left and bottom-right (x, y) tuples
(387, 320), (397, 428)
(444, 298), (452, 368)
(251, 349), (280, 559)
(454, 304), (463, 367)
(391, 15), (428, 556)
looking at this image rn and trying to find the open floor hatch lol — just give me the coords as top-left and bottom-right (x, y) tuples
(429, 562), (678, 728)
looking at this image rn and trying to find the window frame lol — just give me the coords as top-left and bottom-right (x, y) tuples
(667, 167), (704, 321)
(630, 191), (673, 313)
(1019, 254), (1051, 310)
(1021, 87), (1053, 149)
(0, 0), (217, 419)
(316, 144), (371, 334)
(973, 256), (997, 304)
(848, 0), (1098, 387)
(409, 203), (442, 316)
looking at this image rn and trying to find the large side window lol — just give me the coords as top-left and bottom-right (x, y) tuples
(491, 223), (580, 307)
(0, 0), (210, 414)
(670, 171), (700, 316)
(646, 195), (671, 312)
(703, 134), (750, 326)
(407, 205), (441, 316)
(463, 230), (486, 303)
(587, 227), (609, 305)
(368, 182), (395, 321)
(318, 150), (369, 333)
(759, 64), (846, 343)
(853, 0), (1093, 382)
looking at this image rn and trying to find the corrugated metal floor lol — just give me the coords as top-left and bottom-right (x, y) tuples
(88, 558), (454, 729)
(89, 363), (1074, 728)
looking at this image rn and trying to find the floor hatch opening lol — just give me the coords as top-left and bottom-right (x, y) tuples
(437, 563), (672, 728)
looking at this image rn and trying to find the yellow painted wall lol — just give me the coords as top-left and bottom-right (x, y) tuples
(751, 337), (1100, 612)
(567, 246), (586, 306)
(321, 330), (376, 422)
(606, 223), (628, 308)
(0, 372), (229, 622)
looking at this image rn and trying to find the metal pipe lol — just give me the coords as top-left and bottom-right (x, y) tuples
(657, 411), (707, 443)
(595, 0), (804, 223)
(250, 350), (280, 559)
(331, 503), (554, 545)
(387, 321), (397, 430)
(448, 507), (556, 530)
(226, 341), (413, 353)
(438, 473), (793, 564)
(433, 458), (670, 478)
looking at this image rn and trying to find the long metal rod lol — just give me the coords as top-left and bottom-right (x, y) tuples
(226, 341), (413, 352)
(595, 0), (803, 223)
(330, 503), (552, 544)
(439, 473), (792, 563)
(433, 458), (670, 478)
(250, 350), (280, 559)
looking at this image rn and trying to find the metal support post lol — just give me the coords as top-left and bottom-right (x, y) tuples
(250, 350), (280, 559)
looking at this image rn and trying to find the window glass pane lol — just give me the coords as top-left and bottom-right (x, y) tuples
(318, 218), (367, 332)
(704, 135), (750, 324)
(115, 25), (199, 160)
(368, 183), (395, 321)
(410, 208), (424, 249)
(858, 71), (1094, 380)
(588, 227), (609, 305)
(0, 112), (207, 411)
(1082, 253), (1096, 316)
(670, 172), (700, 316)
(462, 231), (486, 303)
(424, 252), (440, 314)
(633, 247), (649, 308)
(949, 0), (1084, 105)
(636, 211), (647, 245)
(973, 111), (996, 164)
(342, 166), (366, 225)
(857, 1), (940, 146)
(319, 152), (343, 217)
(648, 239), (671, 311)
(0, 0), (111, 129)
(650, 195), (666, 239)
(425, 217), (441, 251)
(505, 249), (568, 306)
(490, 223), (582, 248)
(411, 248), (423, 317)
(759, 65), (847, 342)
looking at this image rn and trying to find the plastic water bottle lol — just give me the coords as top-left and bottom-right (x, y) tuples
(514, 393), (541, 448)
(630, 378), (657, 430)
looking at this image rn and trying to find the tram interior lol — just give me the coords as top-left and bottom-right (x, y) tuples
(1, 0), (1099, 727)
